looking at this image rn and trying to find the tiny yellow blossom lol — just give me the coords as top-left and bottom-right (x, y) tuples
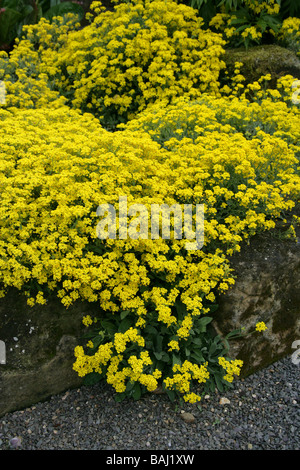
(255, 322), (268, 332)
(82, 315), (93, 327)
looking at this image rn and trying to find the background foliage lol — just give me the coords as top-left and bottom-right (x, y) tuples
(0, 0), (85, 50)
(1, 0), (300, 51)
(185, 0), (300, 49)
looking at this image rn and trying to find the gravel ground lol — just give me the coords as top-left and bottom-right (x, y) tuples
(0, 355), (299, 451)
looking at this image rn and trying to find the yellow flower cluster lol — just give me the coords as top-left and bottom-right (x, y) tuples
(73, 328), (162, 393)
(105, 350), (162, 394)
(218, 357), (243, 383)
(0, 79), (299, 397)
(0, 15), (79, 110)
(73, 341), (114, 377)
(244, 0), (280, 15)
(241, 26), (262, 41)
(82, 315), (94, 327)
(255, 321), (268, 332)
(164, 360), (210, 403)
(0, 0), (225, 126)
(168, 340), (180, 351)
(113, 327), (145, 354)
(278, 17), (300, 55)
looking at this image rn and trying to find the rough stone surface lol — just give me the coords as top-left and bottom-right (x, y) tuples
(0, 292), (102, 417)
(223, 44), (300, 85)
(213, 229), (300, 377)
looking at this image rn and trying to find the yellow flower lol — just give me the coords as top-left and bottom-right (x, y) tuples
(183, 392), (201, 403)
(218, 357), (243, 383)
(168, 340), (180, 351)
(255, 322), (268, 332)
(82, 315), (93, 327)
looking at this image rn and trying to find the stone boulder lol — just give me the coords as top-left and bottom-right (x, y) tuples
(0, 293), (101, 417)
(213, 227), (300, 377)
(223, 44), (300, 86)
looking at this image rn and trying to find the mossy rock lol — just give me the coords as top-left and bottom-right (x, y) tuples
(0, 290), (102, 417)
(223, 44), (300, 86)
(213, 215), (300, 378)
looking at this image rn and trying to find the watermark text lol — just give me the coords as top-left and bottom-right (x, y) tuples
(96, 196), (204, 250)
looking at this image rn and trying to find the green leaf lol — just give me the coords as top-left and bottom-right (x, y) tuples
(161, 351), (170, 363)
(126, 380), (135, 392)
(172, 353), (182, 367)
(100, 319), (117, 336)
(214, 373), (224, 392)
(165, 388), (176, 402)
(120, 310), (131, 320)
(191, 337), (202, 346)
(175, 300), (187, 317)
(197, 316), (213, 332)
(209, 339), (223, 357)
(190, 351), (204, 363)
(155, 334), (163, 352)
(0, 8), (22, 43)
(114, 392), (126, 403)
(154, 351), (163, 361)
(83, 372), (101, 386)
(256, 18), (268, 31)
(44, 1), (84, 21)
(230, 18), (248, 26)
(144, 325), (158, 336)
(22, 5), (34, 16)
(207, 356), (218, 363)
(208, 303), (219, 313)
(225, 328), (243, 339)
(89, 335), (103, 350)
(132, 383), (142, 400)
(118, 317), (132, 333)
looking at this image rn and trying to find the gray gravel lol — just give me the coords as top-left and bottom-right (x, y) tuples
(0, 355), (299, 451)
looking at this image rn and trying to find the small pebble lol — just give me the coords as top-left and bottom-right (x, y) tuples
(181, 412), (196, 424)
(219, 397), (231, 405)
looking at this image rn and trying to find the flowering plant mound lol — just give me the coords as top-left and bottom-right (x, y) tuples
(0, 0), (299, 404)
(0, 14), (78, 110)
(1, 72), (299, 400)
(0, 0), (226, 127)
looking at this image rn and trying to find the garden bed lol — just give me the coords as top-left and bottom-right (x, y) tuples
(0, 0), (299, 414)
